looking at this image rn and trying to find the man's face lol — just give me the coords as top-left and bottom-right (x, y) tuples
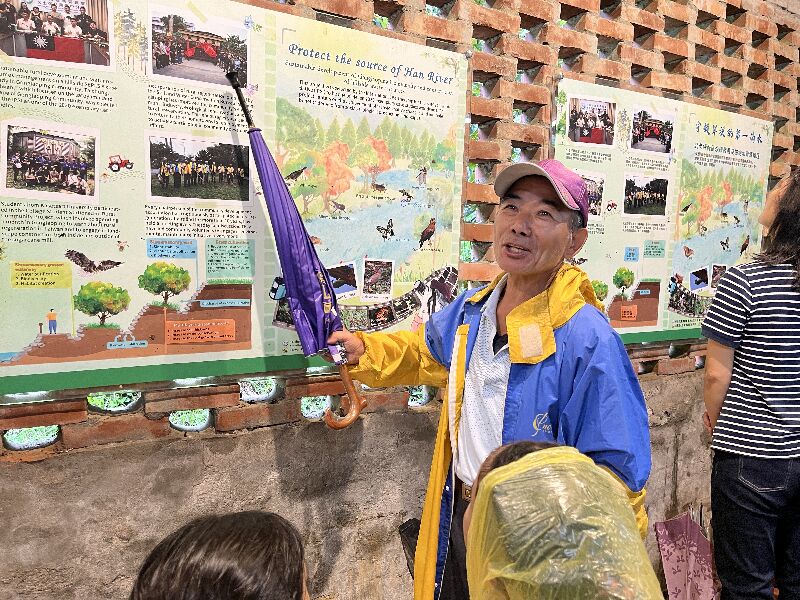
(80, 7), (85, 13)
(46, 14), (52, 21)
(493, 175), (586, 285)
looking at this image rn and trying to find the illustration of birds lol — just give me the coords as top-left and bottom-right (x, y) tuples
(571, 257), (588, 265)
(284, 167), (307, 182)
(65, 250), (122, 274)
(419, 218), (436, 248)
(733, 215), (741, 226)
(699, 225), (708, 236)
(720, 236), (730, 251)
(674, 273), (684, 285)
(721, 212), (729, 223)
(372, 183), (387, 193)
(399, 189), (413, 202)
(331, 199), (346, 213)
(683, 245), (694, 258)
(117, 240), (128, 252)
(376, 218), (395, 240)
(309, 235), (322, 245)
(681, 202), (693, 213)
(740, 234), (750, 256)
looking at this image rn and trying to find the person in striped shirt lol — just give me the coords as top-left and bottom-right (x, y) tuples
(702, 170), (800, 600)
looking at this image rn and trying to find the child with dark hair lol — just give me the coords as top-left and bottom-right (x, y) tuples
(130, 511), (309, 600)
(464, 441), (661, 599)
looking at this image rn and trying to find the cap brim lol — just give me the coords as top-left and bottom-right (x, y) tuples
(493, 163), (580, 214)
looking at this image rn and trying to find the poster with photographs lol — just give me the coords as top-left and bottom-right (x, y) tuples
(0, 3), (465, 395)
(555, 79), (773, 339)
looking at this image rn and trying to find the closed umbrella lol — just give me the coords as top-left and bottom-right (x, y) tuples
(226, 72), (366, 429)
(655, 511), (718, 600)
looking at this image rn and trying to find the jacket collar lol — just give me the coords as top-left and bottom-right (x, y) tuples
(466, 263), (603, 364)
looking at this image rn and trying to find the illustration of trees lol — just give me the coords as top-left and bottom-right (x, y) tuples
(356, 117), (371, 142)
(275, 99), (316, 169)
(326, 119), (341, 146)
(73, 282), (131, 326)
(591, 280), (609, 302)
(612, 267), (635, 300)
(698, 185), (713, 230)
(138, 262), (191, 306)
(341, 119), (357, 149)
(718, 181), (734, 214)
(321, 142), (353, 214)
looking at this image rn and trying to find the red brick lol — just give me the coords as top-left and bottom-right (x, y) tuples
(539, 24), (597, 53)
(0, 399), (87, 430)
(656, 356), (696, 375)
(731, 44), (774, 69)
(784, 31), (800, 48)
(615, 43), (665, 70)
(686, 25), (724, 53)
(708, 53), (747, 76)
(744, 77), (773, 98)
(641, 71), (692, 93)
(285, 376), (347, 399)
(351, 22), (424, 44)
(495, 36), (556, 64)
(702, 84), (746, 105)
(577, 13), (633, 41)
(675, 60), (721, 83)
(708, 20), (750, 45)
(462, 222), (494, 242)
(470, 51), (517, 78)
(615, 4), (664, 31)
(647, 0), (693, 23)
(748, 12), (779, 37)
(361, 391), (411, 414)
(575, 54), (630, 80)
(216, 400), (302, 431)
(771, 162), (792, 178)
(517, 0), (558, 22)
(491, 80), (550, 104)
(467, 139), (508, 161)
(400, 12), (470, 43)
(453, 0), (520, 32)
(470, 96), (512, 120)
(767, 70), (796, 92)
(459, 261), (502, 282)
(145, 385), (240, 414)
(760, 39), (800, 63)
(773, 132), (794, 150)
(772, 100), (795, 121)
(643, 32), (691, 58)
(294, 0), (372, 21)
(61, 413), (176, 449)
(491, 122), (548, 146)
(693, 0), (726, 18)
(464, 182), (499, 203)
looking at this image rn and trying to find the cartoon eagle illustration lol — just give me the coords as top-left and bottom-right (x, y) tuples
(418, 218), (436, 248)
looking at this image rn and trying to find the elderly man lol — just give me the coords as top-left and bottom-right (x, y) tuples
(328, 159), (651, 599)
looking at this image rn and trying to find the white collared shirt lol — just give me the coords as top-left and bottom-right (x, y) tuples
(455, 276), (511, 486)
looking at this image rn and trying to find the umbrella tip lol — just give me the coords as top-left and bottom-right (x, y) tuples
(226, 71), (241, 88)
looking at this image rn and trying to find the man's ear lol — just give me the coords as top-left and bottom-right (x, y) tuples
(565, 227), (588, 259)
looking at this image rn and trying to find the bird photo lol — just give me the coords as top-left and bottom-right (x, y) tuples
(418, 218), (436, 248)
(65, 250), (123, 274)
(362, 259), (393, 299)
(377, 218), (395, 240)
(326, 263), (358, 299)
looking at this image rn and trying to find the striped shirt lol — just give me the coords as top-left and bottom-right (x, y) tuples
(702, 262), (800, 458)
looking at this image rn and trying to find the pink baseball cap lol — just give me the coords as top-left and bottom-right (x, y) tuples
(493, 159), (589, 227)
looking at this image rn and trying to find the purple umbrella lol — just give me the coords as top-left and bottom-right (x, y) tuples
(227, 72), (366, 429)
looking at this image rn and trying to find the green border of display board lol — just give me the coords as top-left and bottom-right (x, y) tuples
(0, 329), (701, 396)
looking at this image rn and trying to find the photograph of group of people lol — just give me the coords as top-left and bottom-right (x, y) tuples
(567, 98), (615, 145)
(4, 123), (96, 197)
(631, 110), (674, 154)
(623, 175), (668, 216)
(0, 0), (109, 66)
(149, 135), (250, 202)
(150, 9), (248, 87)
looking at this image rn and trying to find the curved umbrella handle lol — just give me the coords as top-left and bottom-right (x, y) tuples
(323, 366), (367, 430)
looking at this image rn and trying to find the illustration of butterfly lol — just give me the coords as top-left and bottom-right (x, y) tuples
(377, 218), (395, 240)
(720, 236), (730, 251)
(65, 250), (122, 273)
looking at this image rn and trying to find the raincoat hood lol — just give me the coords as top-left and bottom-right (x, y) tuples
(466, 446), (662, 599)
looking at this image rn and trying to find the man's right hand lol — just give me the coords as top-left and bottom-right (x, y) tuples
(326, 329), (365, 365)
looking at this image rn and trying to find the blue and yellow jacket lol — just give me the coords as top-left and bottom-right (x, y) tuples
(351, 263), (651, 600)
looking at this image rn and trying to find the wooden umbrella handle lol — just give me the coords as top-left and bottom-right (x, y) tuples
(323, 365), (367, 430)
